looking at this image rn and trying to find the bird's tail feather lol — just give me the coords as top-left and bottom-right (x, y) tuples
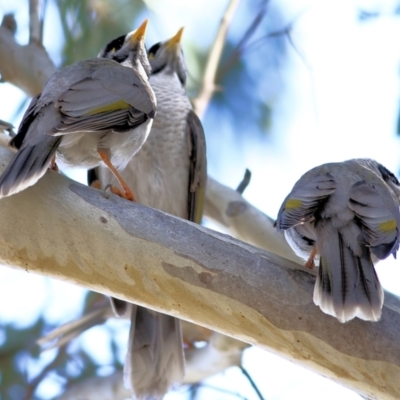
(0, 136), (61, 198)
(313, 230), (383, 322)
(124, 305), (185, 400)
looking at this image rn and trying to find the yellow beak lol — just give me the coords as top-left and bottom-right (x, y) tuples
(166, 27), (184, 49)
(130, 19), (149, 43)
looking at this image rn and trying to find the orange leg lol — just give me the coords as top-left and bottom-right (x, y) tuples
(97, 149), (135, 201)
(50, 155), (59, 172)
(305, 246), (318, 269)
(90, 180), (101, 190)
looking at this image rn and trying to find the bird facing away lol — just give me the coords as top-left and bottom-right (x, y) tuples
(0, 19), (156, 201)
(89, 28), (207, 399)
(276, 159), (400, 322)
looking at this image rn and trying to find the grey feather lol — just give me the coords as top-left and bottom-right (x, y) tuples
(314, 227), (383, 322)
(0, 134), (61, 197)
(0, 24), (155, 198)
(90, 32), (207, 399)
(276, 159), (400, 322)
(186, 110), (207, 223)
(276, 173), (336, 230)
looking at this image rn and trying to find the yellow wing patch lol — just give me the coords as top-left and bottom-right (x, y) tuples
(285, 198), (302, 210)
(379, 219), (397, 233)
(87, 100), (130, 115)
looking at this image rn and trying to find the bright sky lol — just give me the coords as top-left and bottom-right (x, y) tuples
(0, 0), (400, 399)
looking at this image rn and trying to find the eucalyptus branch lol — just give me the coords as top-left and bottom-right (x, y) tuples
(29, 0), (42, 44)
(0, 14), (55, 96)
(192, 0), (240, 117)
(0, 145), (399, 400)
(217, 1), (269, 80)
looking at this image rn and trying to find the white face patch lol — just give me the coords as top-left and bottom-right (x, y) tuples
(121, 57), (148, 81)
(135, 61), (148, 79)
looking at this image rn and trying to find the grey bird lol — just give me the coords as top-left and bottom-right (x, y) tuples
(0, 20), (156, 201)
(276, 159), (400, 322)
(89, 28), (207, 399)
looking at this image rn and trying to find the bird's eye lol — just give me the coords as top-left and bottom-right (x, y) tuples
(390, 175), (400, 185)
(102, 34), (126, 56)
(148, 42), (161, 58)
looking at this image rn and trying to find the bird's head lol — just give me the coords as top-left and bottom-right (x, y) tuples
(98, 19), (151, 77)
(147, 27), (187, 86)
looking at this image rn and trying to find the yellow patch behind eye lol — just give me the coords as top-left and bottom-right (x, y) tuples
(87, 100), (130, 115)
(285, 198), (302, 210)
(148, 53), (155, 60)
(379, 219), (397, 233)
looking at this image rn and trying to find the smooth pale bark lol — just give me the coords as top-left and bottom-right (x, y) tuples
(204, 176), (302, 263)
(0, 24), (55, 96)
(0, 146), (399, 399)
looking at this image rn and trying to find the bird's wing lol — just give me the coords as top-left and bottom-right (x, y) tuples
(276, 173), (337, 230)
(348, 180), (400, 259)
(186, 110), (207, 223)
(50, 63), (156, 135)
(9, 94), (41, 149)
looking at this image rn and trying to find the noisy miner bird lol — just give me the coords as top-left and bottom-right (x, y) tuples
(88, 28), (207, 399)
(0, 19), (156, 201)
(276, 159), (400, 322)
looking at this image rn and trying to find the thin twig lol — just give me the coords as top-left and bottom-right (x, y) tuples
(240, 366), (264, 400)
(40, 0), (49, 42)
(192, 0), (240, 118)
(189, 383), (200, 400)
(29, 0), (42, 44)
(236, 169), (251, 194)
(218, 1), (269, 80)
(219, 7), (312, 79)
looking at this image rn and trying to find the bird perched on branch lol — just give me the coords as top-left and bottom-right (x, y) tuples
(276, 159), (400, 322)
(89, 27), (207, 399)
(0, 19), (156, 201)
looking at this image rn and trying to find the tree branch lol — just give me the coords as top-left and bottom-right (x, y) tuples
(58, 372), (130, 400)
(192, 0), (240, 117)
(29, 0), (42, 44)
(0, 146), (399, 399)
(204, 176), (302, 264)
(0, 15), (55, 96)
(57, 330), (249, 399)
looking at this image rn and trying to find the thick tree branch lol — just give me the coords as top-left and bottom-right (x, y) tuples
(0, 146), (399, 400)
(0, 16), (55, 96)
(204, 176), (302, 264)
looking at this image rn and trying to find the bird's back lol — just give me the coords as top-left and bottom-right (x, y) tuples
(98, 71), (192, 217)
